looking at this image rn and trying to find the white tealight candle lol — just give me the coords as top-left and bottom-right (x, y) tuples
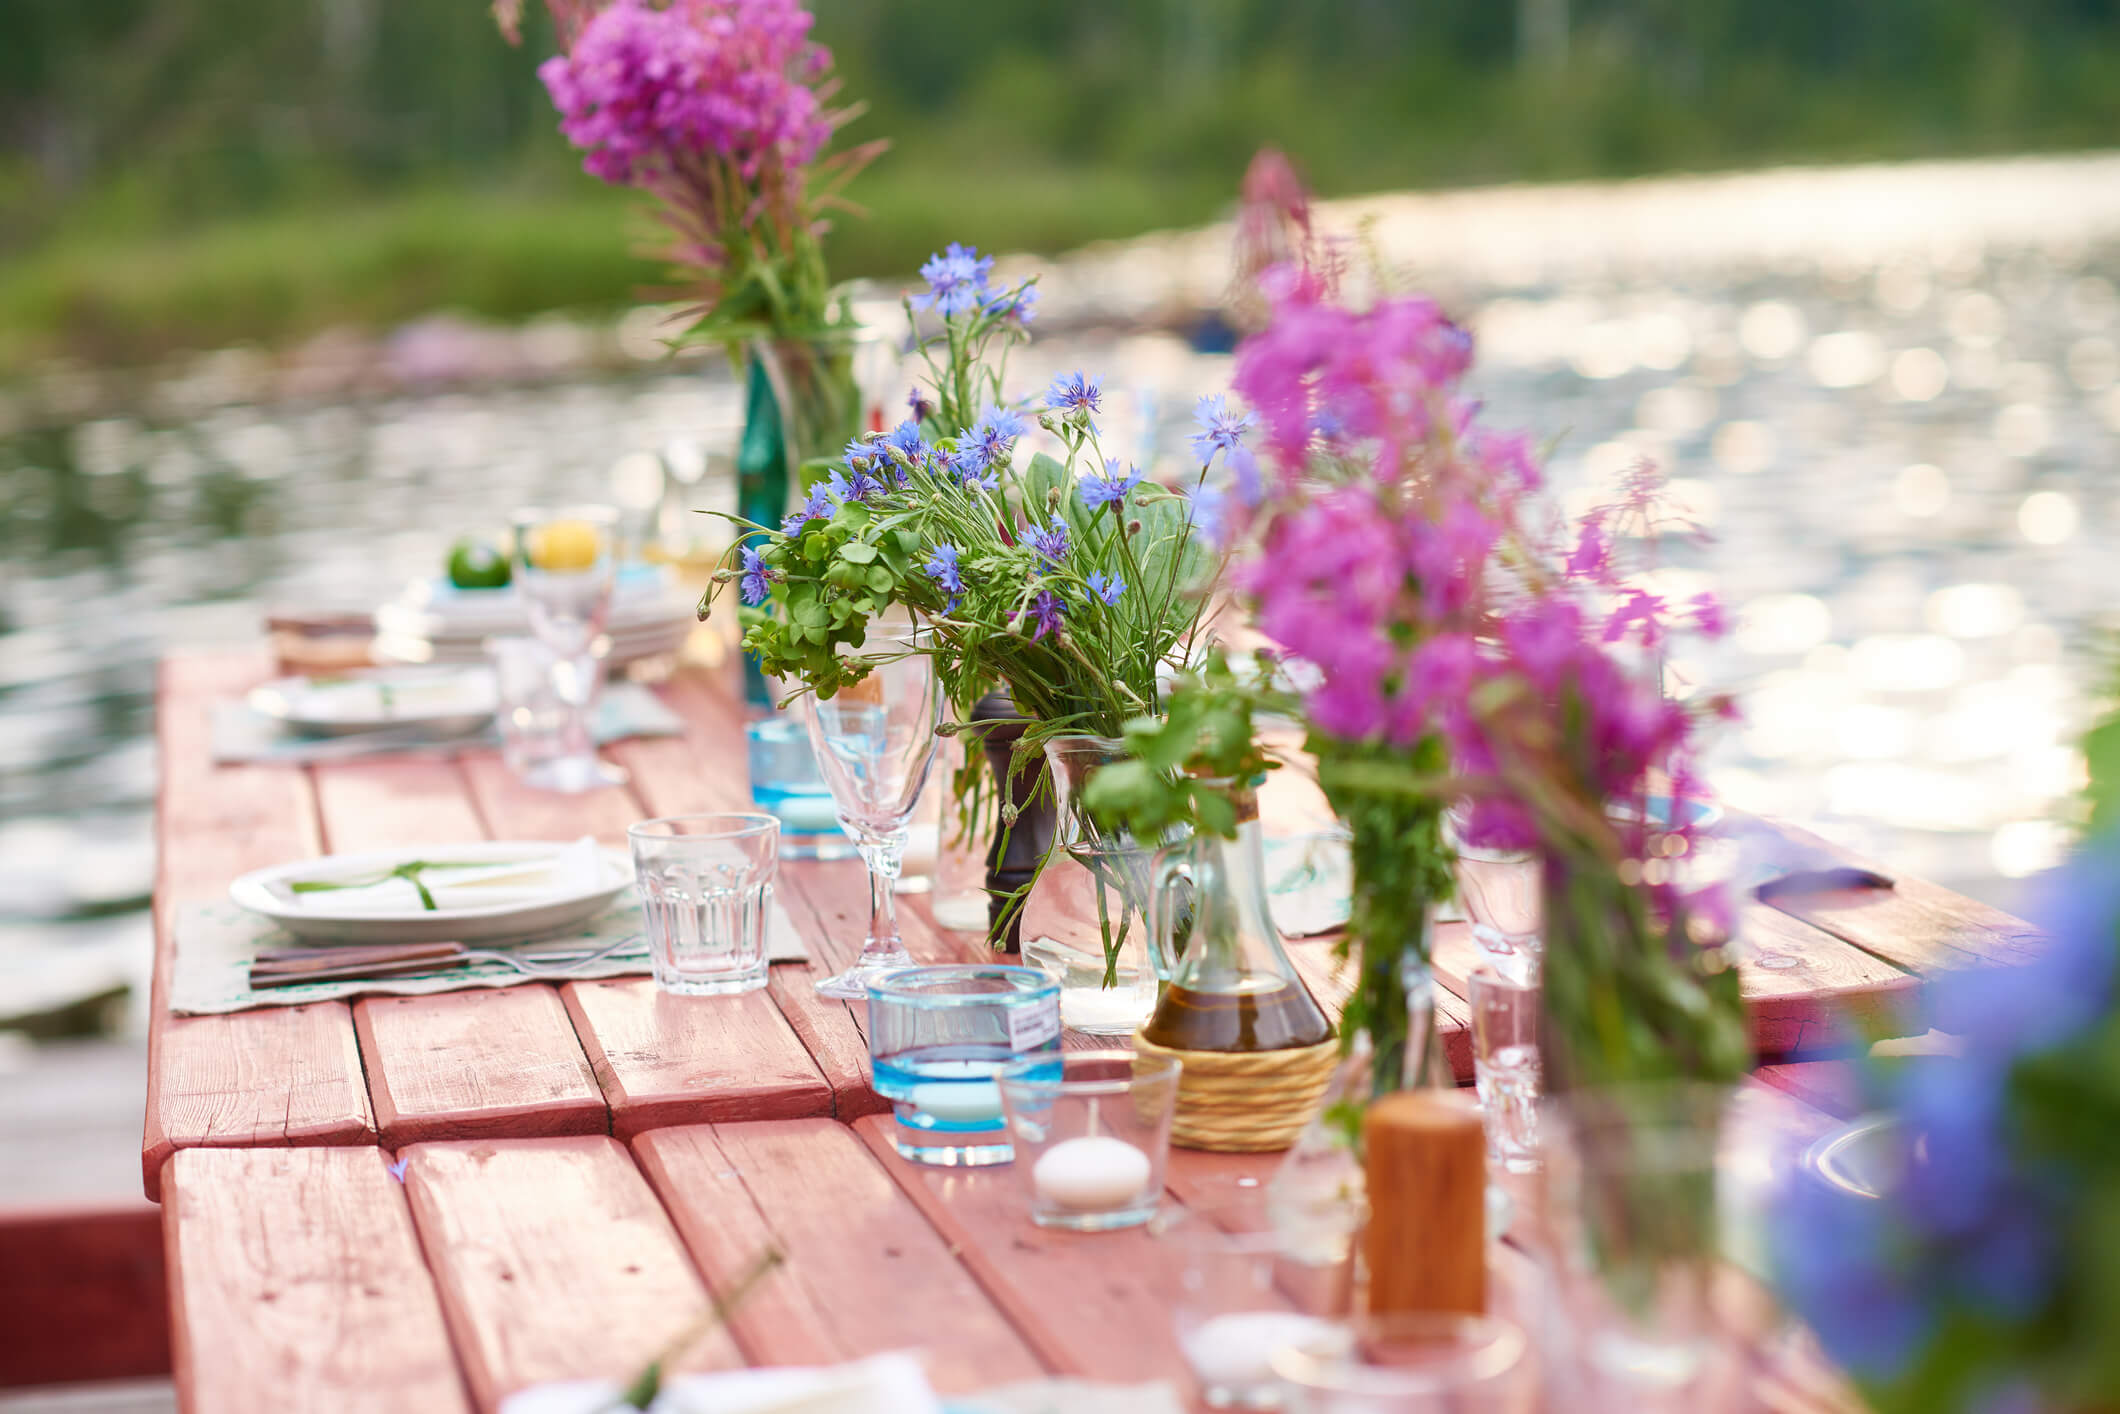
(1032, 1135), (1152, 1212)
(1182, 1311), (1339, 1391)
(908, 1080), (1002, 1125)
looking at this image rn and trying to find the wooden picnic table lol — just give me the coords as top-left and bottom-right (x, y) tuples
(143, 648), (2044, 1412)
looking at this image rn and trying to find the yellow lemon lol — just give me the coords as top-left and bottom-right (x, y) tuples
(528, 518), (603, 572)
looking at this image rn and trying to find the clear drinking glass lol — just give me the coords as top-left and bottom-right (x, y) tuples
(1272, 1313), (1532, 1413)
(1449, 815), (1542, 985)
(996, 1049), (1179, 1232)
(1157, 1200), (1347, 1410)
(866, 965), (1061, 1167)
(627, 813), (778, 995)
(507, 504), (627, 792)
(803, 627), (942, 999)
(488, 636), (581, 782)
(744, 714), (856, 860)
(1469, 966), (1543, 1173)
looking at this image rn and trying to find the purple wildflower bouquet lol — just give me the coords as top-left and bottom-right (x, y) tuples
(501, 0), (881, 477)
(1141, 241), (1748, 1098)
(1773, 834), (2120, 1413)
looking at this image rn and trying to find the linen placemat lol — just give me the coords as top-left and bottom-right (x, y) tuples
(210, 680), (684, 765)
(170, 895), (809, 1015)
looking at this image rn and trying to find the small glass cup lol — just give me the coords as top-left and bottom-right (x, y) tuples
(507, 504), (627, 791)
(867, 965), (1061, 1167)
(487, 636), (623, 792)
(744, 714), (856, 861)
(628, 813), (778, 996)
(1157, 1201), (1348, 1410)
(1271, 1312), (1532, 1413)
(997, 1049), (1180, 1232)
(1469, 966), (1543, 1174)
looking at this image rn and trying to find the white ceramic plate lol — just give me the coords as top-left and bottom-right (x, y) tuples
(230, 840), (634, 943)
(249, 666), (497, 738)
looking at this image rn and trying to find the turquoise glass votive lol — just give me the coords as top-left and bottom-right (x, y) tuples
(867, 965), (1062, 1167)
(744, 714), (856, 860)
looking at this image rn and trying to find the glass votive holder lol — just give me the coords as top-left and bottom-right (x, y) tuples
(867, 965), (1061, 1167)
(1156, 1201), (1347, 1410)
(627, 813), (778, 996)
(744, 714), (856, 861)
(1468, 966), (1543, 1173)
(997, 1049), (1180, 1232)
(1271, 1313), (1532, 1413)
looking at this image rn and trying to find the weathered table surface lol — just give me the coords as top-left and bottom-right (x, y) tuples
(145, 648), (2043, 1411)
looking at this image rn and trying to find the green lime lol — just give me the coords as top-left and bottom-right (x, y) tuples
(447, 536), (511, 589)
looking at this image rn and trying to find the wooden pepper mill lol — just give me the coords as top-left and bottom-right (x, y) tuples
(1362, 1089), (1487, 1315)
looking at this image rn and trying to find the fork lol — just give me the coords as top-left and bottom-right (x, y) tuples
(249, 934), (647, 989)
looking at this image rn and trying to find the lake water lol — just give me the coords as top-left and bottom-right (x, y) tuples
(7, 153), (2118, 1031)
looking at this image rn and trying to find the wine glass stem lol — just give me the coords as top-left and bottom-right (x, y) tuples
(555, 649), (601, 763)
(860, 833), (905, 959)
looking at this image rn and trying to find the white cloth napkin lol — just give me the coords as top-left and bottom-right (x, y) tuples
(498, 1353), (942, 1414)
(278, 837), (606, 914)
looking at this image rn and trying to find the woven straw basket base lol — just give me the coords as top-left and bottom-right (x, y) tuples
(1131, 1029), (1340, 1153)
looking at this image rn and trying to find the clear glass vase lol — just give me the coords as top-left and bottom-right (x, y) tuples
(1535, 1084), (1736, 1409)
(1018, 734), (1169, 1036)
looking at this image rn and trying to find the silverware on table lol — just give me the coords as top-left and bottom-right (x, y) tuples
(249, 933), (646, 989)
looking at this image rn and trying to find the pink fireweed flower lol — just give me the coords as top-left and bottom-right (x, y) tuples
(539, 0), (833, 189)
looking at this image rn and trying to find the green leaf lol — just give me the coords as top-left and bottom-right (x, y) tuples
(839, 541), (879, 565)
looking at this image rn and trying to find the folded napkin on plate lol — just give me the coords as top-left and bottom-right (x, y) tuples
(278, 837), (606, 913)
(499, 1353), (941, 1414)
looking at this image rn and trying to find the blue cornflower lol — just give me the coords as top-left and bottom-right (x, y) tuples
(963, 405), (1028, 471)
(948, 453), (1001, 492)
(1026, 589), (1065, 640)
(1772, 1171), (1934, 1378)
(913, 242), (994, 317)
(823, 468), (854, 503)
(1190, 394), (1254, 468)
(738, 546), (778, 606)
(922, 542), (964, 595)
(1025, 516), (1070, 564)
(1044, 371), (1103, 416)
(984, 283), (1038, 325)
(843, 435), (884, 470)
(1186, 483), (1229, 547)
(1078, 458), (1141, 511)
(907, 387), (937, 423)
(1086, 571), (1126, 606)
(878, 419), (929, 483)
(783, 482), (837, 533)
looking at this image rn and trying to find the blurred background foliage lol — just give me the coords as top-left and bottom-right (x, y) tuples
(6, 0), (2120, 369)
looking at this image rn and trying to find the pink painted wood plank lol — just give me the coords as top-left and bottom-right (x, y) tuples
(851, 1114), (1193, 1389)
(146, 652), (373, 1201)
(311, 756), (487, 852)
(635, 1120), (1046, 1393)
(458, 750), (642, 844)
(1756, 1060), (1866, 1122)
(162, 1146), (469, 1414)
(401, 1135), (736, 1413)
(353, 988), (609, 1147)
(562, 979), (832, 1138)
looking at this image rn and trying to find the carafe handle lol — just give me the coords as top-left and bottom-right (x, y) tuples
(1147, 840), (1195, 983)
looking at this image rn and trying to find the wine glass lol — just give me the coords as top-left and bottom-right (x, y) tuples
(803, 628), (941, 999)
(506, 504), (628, 792)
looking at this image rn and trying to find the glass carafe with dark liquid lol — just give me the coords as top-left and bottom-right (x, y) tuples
(1140, 783), (1333, 1053)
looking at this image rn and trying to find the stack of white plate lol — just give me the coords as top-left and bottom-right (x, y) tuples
(373, 566), (698, 670)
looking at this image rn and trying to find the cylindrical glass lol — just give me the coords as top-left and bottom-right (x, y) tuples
(627, 813), (778, 996)
(743, 714), (855, 861)
(1451, 827), (1543, 986)
(1019, 735), (1167, 1035)
(997, 1049), (1179, 1231)
(505, 504), (627, 792)
(866, 965), (1061, 1167)
(1539, 1085), (1733, 1406)
(1272, 1313), (1532, 1413)
(1469, 966), (1543, 1173)
(1157, 1201), (1347, 1410)
(487, 635), (617, 793)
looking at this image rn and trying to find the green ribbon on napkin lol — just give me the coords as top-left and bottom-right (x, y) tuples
(289, 858), (524, 911)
